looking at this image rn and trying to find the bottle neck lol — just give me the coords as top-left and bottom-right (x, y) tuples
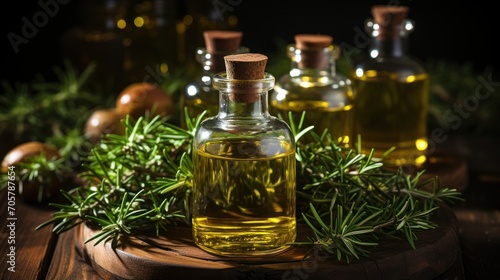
(366, 18), (413, 58)
(370, 36), (407, 57)
(213, 73), (274, 120)
(288, 44), (337, 82)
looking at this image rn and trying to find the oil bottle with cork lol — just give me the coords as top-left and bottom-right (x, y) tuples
(192, 53), (296, 256)
(270, 34), (355, 147)
(350, 5), (429, 167)
(181, 30), (249, 128)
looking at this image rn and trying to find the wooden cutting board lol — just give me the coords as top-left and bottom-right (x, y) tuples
(76, 205), (464, 280)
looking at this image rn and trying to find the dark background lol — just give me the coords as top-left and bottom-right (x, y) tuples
(0, 0), (499, 85)
(1, 2), (499, 279)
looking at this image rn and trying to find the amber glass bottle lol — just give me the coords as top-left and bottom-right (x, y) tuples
(181, 30), (248, 128)
(270, 34), (355, 147)
(192, 54), (296, 256)
(351, 6), (429, 167)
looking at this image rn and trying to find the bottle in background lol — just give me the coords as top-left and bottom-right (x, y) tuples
(270, 34), (355, 147)
(181, 30), (248, 128)
(350, 6), (429, 167)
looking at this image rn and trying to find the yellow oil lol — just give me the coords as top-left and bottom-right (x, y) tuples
(351, 72), (429, 166)
(192, 139), (296, 256)
(271, 80), (355, 147)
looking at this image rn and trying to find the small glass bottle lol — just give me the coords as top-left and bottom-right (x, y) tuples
(270, 34), (355, 147)
(181, 30), (249, 128)
(351, 6), (429, 167)
(192, 53), (296, 256)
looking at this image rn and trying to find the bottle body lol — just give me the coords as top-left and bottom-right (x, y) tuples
(270, 44), (355, 147)
(192, 73), (296, 256)
(182, 47), (249, 128)
(351, 18), (429, 167)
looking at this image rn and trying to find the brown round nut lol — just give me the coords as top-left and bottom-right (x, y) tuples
(1, 141), (62, 203)
(84, 108), (126, 143)
(116, 82), (174, 121)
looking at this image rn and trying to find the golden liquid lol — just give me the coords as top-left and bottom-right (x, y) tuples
(271, 83), (355, 147)
(192, 139), (296, 256)
(351, 72), (429, 166)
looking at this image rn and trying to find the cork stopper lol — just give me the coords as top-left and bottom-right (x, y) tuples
(295, 34), (333, 51)
(224, 53), (268, 103)
(294, 34), (333, 69)
(203, 30), (243, 54)
(371, 5), (409, 38)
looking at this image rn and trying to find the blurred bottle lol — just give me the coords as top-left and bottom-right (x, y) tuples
(350, 6), (429, 167)
(181, 30), (248, 128)
(60, 0), (179, 94)
(176, 0), (239, 73)
(270, 34), (355, 147)
(60, 0), (128, 93)
(123, 0), (178, 85)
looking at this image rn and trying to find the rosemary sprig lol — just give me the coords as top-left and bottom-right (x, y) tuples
(34, 110), (463, 262)
(0, 61), (113, 149)
(290, 113), (464, 262)
(36, 113), (197, 245)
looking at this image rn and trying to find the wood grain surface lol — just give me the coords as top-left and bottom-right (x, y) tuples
(77, 205), (464, 280)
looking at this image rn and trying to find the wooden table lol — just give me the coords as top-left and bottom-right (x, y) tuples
(0, 187), (466, 280)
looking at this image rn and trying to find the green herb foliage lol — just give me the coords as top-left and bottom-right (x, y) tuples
(290, 112), (463, 262)
(0, 60), (465, 263)
(34, 110), (462, 262)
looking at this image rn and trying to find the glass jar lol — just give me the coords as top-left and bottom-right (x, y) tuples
(350, 6), (429, 167)
(192, 54), (296, 256)
(270, 34), (355, 147)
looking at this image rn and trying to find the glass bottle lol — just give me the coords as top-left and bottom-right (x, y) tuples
(60, 0), (127, 93)
(181, 30), (249, 128)
(122, 0), (178, 85)
(192, 53), (296, 256)
(176, 0), (240, 71)
(351, 6), (429, 167)
(270, 34), (355, 147)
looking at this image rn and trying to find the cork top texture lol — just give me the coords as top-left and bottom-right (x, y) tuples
(293, 34), (333, 69)
(223, 53), (268, 103)
(203, 30), (243, 54)
(294, 34), (333, 51)
(224, 53), (268, 80)
(371, 5), (409, 38)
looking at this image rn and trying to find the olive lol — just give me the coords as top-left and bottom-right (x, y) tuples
(84, 108), (126, 143)
(115, 82), (174, 121)
(1, 141), (63, 203)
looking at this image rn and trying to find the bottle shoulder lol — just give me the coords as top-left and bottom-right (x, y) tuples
(351, 55), (427, 77)
(275, 73), (353, 91)
(272, 74), (355, 107)
(195, 116), (295, 145)
(184, 75), (218, 98)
